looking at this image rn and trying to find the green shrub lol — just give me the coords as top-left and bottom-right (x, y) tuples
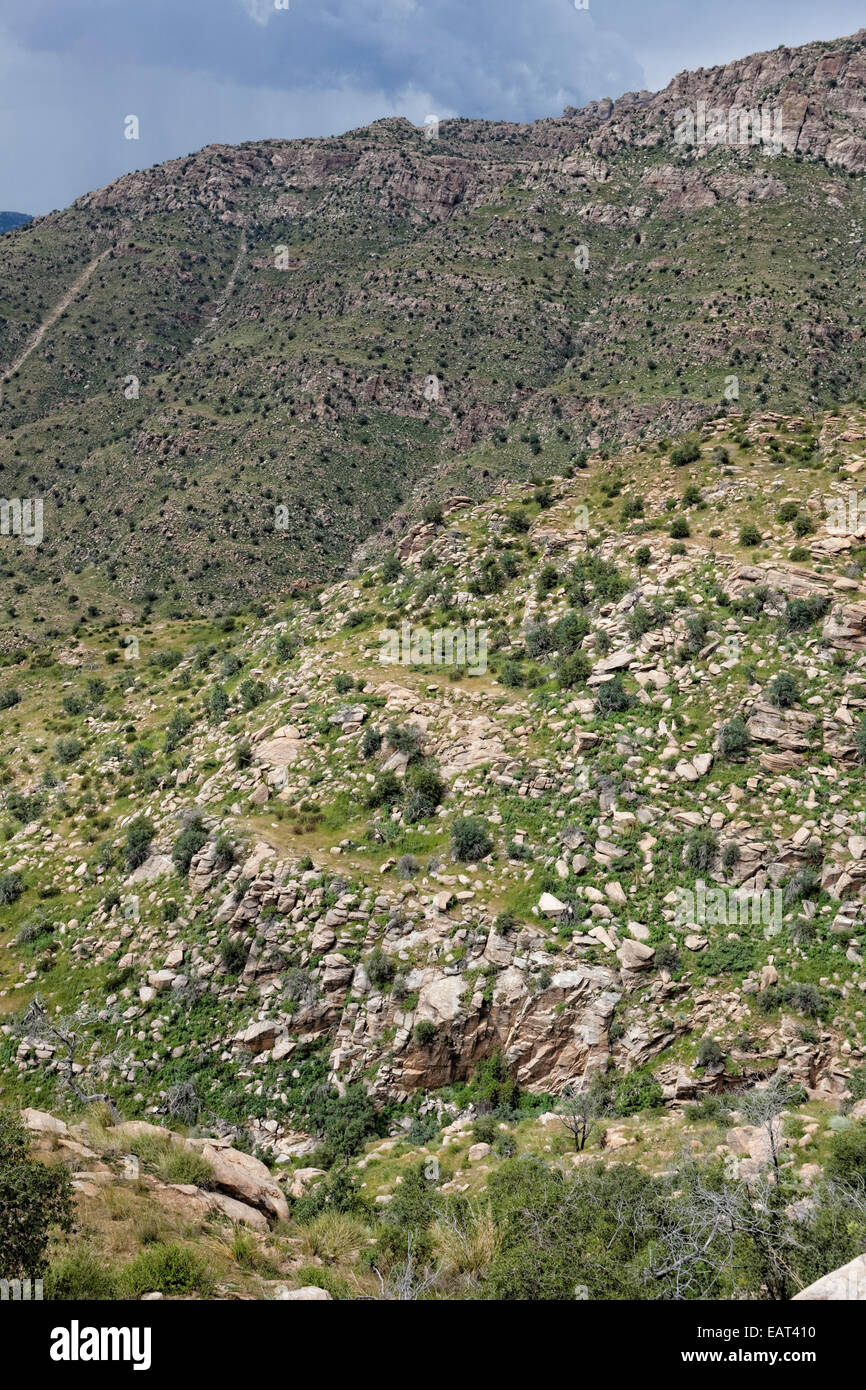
(172, 816), (208, 875)
(718, 715), (750, 761)
(670, 440), (700, 466)
(220, 935), (248, 975)
(556, 651), (591, 689)
(826, 1123), (866, 1185)
(0, 871), (25, 905)
(414, 1018), (436, 1046)
(613, 1071), (664, 1117)
(451, 816), (493, 861)
(123, 817), (154, 871)
(595, 675), (634, 715)
(360, 725), (382, 760)
(768, 672), (798, 708)
(120, 1242), (213, 1298)
(366, 769), (402, 808)
(54, 736), (82, 765)
(44, 1245), (119, 1301)
(0, 1111), (72, 1279)
(738, 523), (762, 547)
(365, 946), (394, 988)
(697, 1037), (723, 1067)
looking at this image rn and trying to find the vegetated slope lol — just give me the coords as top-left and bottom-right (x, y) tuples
(2, 405), (866, 1297)
(0, 32), (864, 639)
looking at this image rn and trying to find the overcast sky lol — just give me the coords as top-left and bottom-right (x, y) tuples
(1, 0), (863, 215)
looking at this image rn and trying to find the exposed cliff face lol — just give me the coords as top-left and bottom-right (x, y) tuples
(563, 29), (866, 172)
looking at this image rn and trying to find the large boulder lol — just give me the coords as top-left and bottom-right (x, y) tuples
(793, 1254), (866, 1300)
(182, 1139), (289, 1223)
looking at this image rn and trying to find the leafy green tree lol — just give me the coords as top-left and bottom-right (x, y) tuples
(0, 1110), (74, 1278)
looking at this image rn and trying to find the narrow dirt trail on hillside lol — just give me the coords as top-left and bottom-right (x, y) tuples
(193, 229), (247, 344)
(1, 248), (111, 382)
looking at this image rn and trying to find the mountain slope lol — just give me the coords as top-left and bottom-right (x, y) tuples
(2, 403), (866, 1299)
(0, 31), (863, 641)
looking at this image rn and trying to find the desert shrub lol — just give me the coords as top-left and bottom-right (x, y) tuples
(306, 1085), (380, 1164)
(172, 816), (208, 875)
(738, 523), (762, 547)
(220, 936), (248, 975)
(556, 651), (591, 689)
(595, 675), (634, 715)
(0, 1111), (73, 1278)
(0, 871), (25, 905)
(783, 596), (829, 630)
(120, 1243), (213, 1299)
(669, 517), (690, 539)
(718, 715), (750, 760)
(366, 946), (395, 988)
(361, 725), (382, 759)
(654, 943), (681, 973)
(44, 1245), (119, 1300)
(825, 1123), (866, 1185)
(235, 739), (252, 769)
(467, 1051), (519, 1115)
(414, 1018), (436, 1046)
(697, 1037), (723, 1067)
(404, 764), (445, 822)
(164, 708), (193, 753)
(698, 939), (755, 975)
(670, 440), (700, 466)
(240, 678), (266, 710)
(768, 672), (798, 708)
(500, 659), (523, 688)
(685, 827), (718, 874)
(451, 816), (493, 861)
(208, 686), (229, 722)
(123, 817), (154, 871)
(276, 633), (300, 662)
(386, 722), (424, 759)
(613, 1070), (664, 1117)
(366, 769), (402, 809)
(685, 1095), (732, 1124)
(54, 736), (82, 765)
(525, 621), (555, 659)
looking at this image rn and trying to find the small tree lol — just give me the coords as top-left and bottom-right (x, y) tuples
(0, 1110), (74, 1278)
(558, 1083), (601, 1152)
(735, 1073), (800, 1178)
(18, 997), (123, 1121)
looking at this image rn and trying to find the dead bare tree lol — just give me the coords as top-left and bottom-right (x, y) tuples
(644, 1155), (806, 1300)
(734, 1072), (800, 1178)
(18, 996), (122, 1122)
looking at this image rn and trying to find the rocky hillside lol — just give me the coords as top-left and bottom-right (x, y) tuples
(3, 405), (866, 1298)
(0, 31), (864, 638)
